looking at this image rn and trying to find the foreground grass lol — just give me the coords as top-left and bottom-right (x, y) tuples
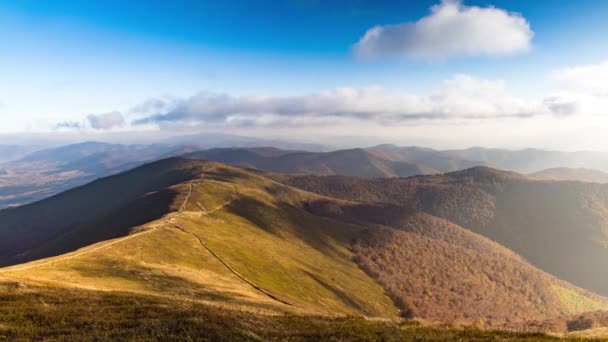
(0, 283), (598, 341)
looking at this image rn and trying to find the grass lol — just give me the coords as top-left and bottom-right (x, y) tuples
(1, 162), (398, 318)
(175, 180), (399, 316)
(553, 286), (608, 315)
(0, 282), (592, 342)
(3, 161), (608, 339)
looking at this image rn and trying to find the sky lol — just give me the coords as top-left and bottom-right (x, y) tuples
(2, 0), (608, 150)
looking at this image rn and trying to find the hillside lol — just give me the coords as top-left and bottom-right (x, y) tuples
(0, 145), (41, 162)
(185, 147), (438, 178)
(367, 145), (484, 172)
(0, 282), (579, 341)
(0, 158), (399, 318)
(1, 159), (607, 333)
(276, 166), (608, 298)
(529, 168), (608, 183)
(0, 142), (193, 209)
(442, 147), (608, 173)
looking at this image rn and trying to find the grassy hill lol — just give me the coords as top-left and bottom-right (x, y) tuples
(0, 159), (399, 319)
(1, 158), (607, 338)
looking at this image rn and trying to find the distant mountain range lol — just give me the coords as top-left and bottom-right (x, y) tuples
(4, 141), (608, 209)
(529, 168), (608, 183)
(0, 142), (196, 208)
(187, 145), (608, 180)
(0, 145), (43, 162)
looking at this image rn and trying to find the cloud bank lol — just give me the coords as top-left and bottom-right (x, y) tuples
(57, 59), (608, 134)
(354, 0), (533, 60)
(132, 75), (542, 129)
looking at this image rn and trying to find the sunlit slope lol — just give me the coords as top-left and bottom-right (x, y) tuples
(0, 159), (398, 317)
(3, 158), (608, 328)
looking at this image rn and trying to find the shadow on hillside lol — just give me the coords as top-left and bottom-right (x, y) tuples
(301, 269), (367, 313)
(1, 188), (178, 268)
(224, 196), (351, 257)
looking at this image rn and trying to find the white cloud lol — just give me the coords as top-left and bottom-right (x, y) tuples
(354, 0), (533, 60)
(552, 60), (608, 96)
(133, 74), (543, 128)
(545, 60), (608, 116)
(87, 111), (125, 130)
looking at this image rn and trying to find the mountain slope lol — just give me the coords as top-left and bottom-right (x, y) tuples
(443, 147), (608, 173)
(368, 145), (484, 172)
(0, 157), (199, 266)
(1, 159), (607, 329)
(276, 166), (608, 297)
(529, 168), (608, 183)
(0, 159), (399, 318)
(0, 142), (193, 208)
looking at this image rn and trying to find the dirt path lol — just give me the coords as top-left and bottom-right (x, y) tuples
(169, 221), (294, 307)
(179, 180), (194, 212)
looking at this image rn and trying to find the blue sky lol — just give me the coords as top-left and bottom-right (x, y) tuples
(2, 0), (608, 149)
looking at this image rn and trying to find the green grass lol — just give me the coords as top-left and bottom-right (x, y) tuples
(176, 181), (399, 316)
(2, 164), (398, 318)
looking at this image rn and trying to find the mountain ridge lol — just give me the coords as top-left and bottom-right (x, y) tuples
(2, 158), (608, 331)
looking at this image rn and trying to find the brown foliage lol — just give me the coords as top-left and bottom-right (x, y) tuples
(352, 221), (572, 327)
(278, 167), (608, 297)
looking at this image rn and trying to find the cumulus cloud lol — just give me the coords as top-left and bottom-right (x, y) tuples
(87, 111), (125, 130)
(354, 0), (533, 59)
(133, 74), (543, 129)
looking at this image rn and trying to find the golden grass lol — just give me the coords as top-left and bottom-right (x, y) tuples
(552, 285), (608, 315)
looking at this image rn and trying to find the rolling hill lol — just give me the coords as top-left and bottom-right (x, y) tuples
(0, 142), (194, 209)
(186, 145), (608, 180)
(529, 168), (608, 183)
(1, 158), (607, 336)
(8, 142), (608, 211)
(185, 147), (439, 178)
(367, 145), (485, 172)
(441, 147), (608, 174)
(0, 145), (42, 162)
(276, 166), (608, 299)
